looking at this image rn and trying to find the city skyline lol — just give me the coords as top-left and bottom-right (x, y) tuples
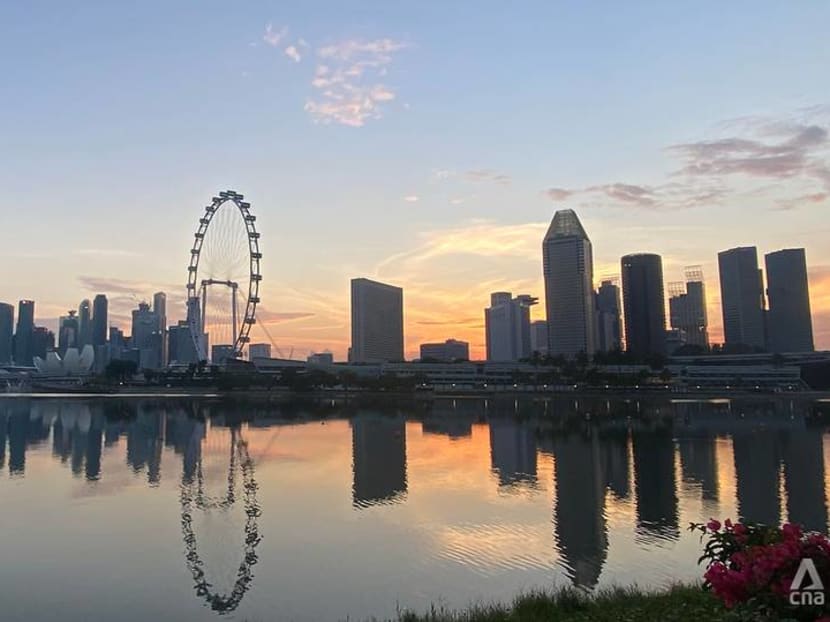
(2, 3), (830, 359)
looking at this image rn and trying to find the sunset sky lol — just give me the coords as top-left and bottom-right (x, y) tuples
(2, 1), (829, 360)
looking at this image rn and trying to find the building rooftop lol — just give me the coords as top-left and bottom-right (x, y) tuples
(544, 209), (589, 241)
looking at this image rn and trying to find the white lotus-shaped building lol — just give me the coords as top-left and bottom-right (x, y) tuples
(34, 346), (95, 376)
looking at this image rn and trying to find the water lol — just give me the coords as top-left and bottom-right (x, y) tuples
(0, 395), (828, 622)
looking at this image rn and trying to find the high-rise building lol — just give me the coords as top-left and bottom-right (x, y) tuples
(168, 321), (200, 364)
(350, 278), (404, 362)
(153, 292), (167, 366)
(307, 351), (334, 365)
(78, 299), (92, 349)
(595, 279), (623, 352)
(530, 320), (548, 356)
(718, 247), (766, 350)
(668, 267), (709, 349)
(765, 248), (814, 353)
(543, 209), (596, 358)
(92, 294), (108, 347)
(131, 302), (162, 369)
(621, 253), (666, 358)
(58, 310), (80, 356)
(419, 339), (469, 361)
(485, 292), (537, 361)
(0, 303), (13, 365)
(14, 300), (35, 366)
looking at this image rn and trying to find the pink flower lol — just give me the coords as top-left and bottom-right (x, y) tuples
(724, 518), (733, 529)
(707, 519), (722, 532)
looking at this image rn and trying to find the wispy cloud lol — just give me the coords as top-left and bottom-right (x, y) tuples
(284, 45), (302, 62)
(545, 111), (830, 211)
(255, 307), (315, 324)
(403, 195), (419, 203)
(464, 169), (512, 185)
(304, 38), (407, 127)
(74, 248), (141, 258)
(263, 23), (287, 47)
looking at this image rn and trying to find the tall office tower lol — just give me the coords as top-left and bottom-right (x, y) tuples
(543, 209), (596, 358)
(153, 292), (167, 365)
(58, 310), (80, 356)
(765, 249), (814, 353)
(530, 320), (548, 356)
(718, 247), (766, 350)
(350, 277), (404, 362)
(14, 300), (35, 365)
(595, 279), (623, 352)
(485, 292), (537, 361)
(0, 303), (13, 365)
(621, 253), (666, 358)
(668, 266), (710, 348)
(92, 294), (108, 347)
(109, 326), (126, 361)
(131, 302), (162, 369)
(78, 299), (92, 348)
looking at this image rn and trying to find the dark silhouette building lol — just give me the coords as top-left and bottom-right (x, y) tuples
(765, 249), (814, 353)
(92, 294), (108, 347)
(621, 254), (666, 357)
(718, 247), (766, 350)
(0, 302), (13, 365)
(632, 427), (678, 540)
(781, 429), (827, 533)
(595, 280), (623, 352)
(14, 299), (35, 365)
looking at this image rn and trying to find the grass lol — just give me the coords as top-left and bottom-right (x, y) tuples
(383, 584), (731, 622)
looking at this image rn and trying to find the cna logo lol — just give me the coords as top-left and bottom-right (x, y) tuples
(789, 558), (825, 606)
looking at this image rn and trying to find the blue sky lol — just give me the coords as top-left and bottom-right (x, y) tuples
(2, 1), (829, 358)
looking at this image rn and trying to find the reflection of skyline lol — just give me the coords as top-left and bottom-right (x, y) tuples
(351, 413), (407, 508)
(489, 417), (537, 488)
(552, 428), (608, 588)
(632, 426), (679, 541)
(733, 430), (781, 526)
(677, 432), (719, 504)
(781, 428), (828, 532)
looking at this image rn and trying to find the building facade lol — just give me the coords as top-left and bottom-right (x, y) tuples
(530, 320), (548, 356)
(58, 310), (80, 356)
(419, 339), (470, 362)
(621, 253), (666, 358)
(765, 248), (814, 353)
(78, 299), (92, 349)
(668, 267), (709, 349)
(249, 343), (272, 360)
(350, 278), (404, 363)
(595, 280), (623, 352)
(14, 300), (35, 366)
(92, 294), (108, 347)
(718, 247), (766, 350)
(0, 303), (13, 365)
(485, 292), (537, 362)
(543, 209), (596, 358)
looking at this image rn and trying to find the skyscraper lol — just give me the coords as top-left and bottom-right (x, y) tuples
(350, 278), (404, 362)
(58, 310), (80, 356)
(131, 302), (162, 369)
(14, 300), (35, 366)
(78, 299), (92, 349)
(530, 320), (548, 356)
(0, 303), (13, 365)
(92, 294), (108, 347)
(543, 209), (596, 358)
(765, 248), (814, 353)
(621, 253), (666, 358)
(718, 247), (766, 350)
(153, 292), (168, 366)
(485, 292), (537, 361)
(668, 267), (709, 349)
(595, 279), (623, 352)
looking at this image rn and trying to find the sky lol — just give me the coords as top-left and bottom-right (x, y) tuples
(1, 1), (829, 360)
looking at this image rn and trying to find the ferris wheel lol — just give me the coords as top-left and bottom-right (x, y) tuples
(187, 190), (261, 362)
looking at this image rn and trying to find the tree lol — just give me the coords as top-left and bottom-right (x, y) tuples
(104, 359), (138, 383)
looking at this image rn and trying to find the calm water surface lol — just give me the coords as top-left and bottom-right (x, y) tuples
(1, 395), (829, 622)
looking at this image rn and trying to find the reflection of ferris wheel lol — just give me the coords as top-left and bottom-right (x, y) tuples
(180, 428), (262, 614)
(187, 190), (261, 362)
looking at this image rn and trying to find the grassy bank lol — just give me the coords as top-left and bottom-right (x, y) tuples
(386, 585), (729, 622)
